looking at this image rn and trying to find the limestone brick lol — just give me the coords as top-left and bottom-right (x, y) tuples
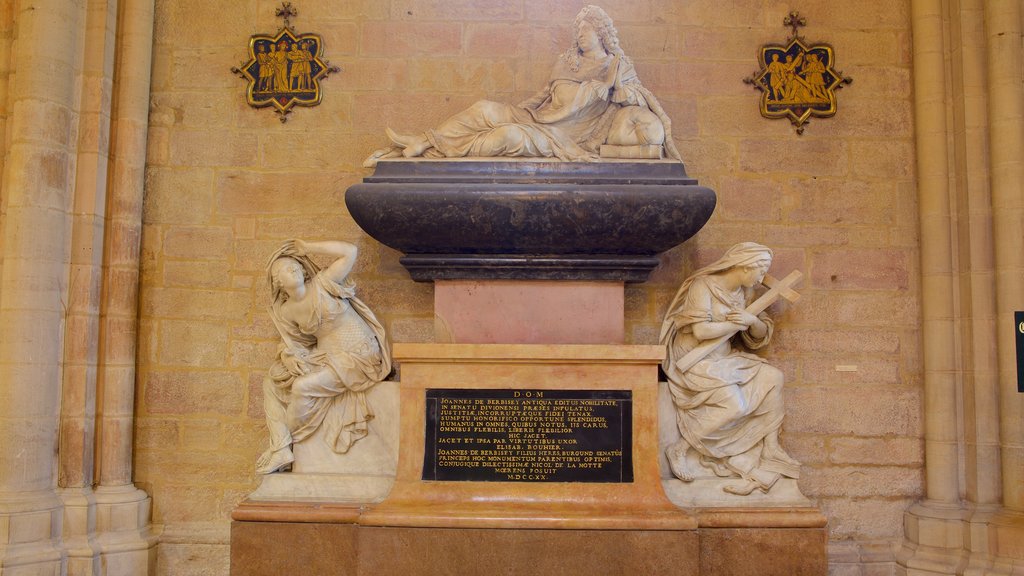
(392, 0), (521, 21)
(775, 327), (901, 354)
(168, 128), (258, 167)
(821, 498), (914, 540)
(153, 2), (250, 47)
(228, 339), (277, 370)
(657, 1), (766, 28)
(829, 438), (924, 467)
(143, 370), (245, 416)
(810, 249), (910, 291)
(697, 96), (776, 138)
(850, 140), (915, 180)
(799, 356), (902, 386)
(405, 58), (516, 93)
(360, 21), (462, 57)
(465, 23), (535, 58)
(784, 178), (898, 226)
(163, 261), (229, 288)
(180, 420), (223, 452)
(314, 22), (359, 57)
(785, 387), (922, 436)
(714, 175), (784, 221)
(156, 542), (229, 576)
(135, 419), (180, 450)
(783, 433), (828, 466)
(215, 171), (349, 215)
(151, 485), (223, 523)
(799, 466), (923, 498)
(389, 317), (436, 343)
(628, 322), (660, 346)
(739, 138), (849, 177)
(143, 288), (249, 322)
(246, 372), (265, 420)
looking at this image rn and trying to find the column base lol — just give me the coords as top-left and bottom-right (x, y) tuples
(0, 491), (65, 575)
(57, 485), (158, 576)
(896, 500), (1024, 576)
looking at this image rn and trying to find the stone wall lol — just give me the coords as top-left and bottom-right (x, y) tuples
(136, 0), (920, 573)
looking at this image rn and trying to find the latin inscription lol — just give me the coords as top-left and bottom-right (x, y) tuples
(423, 389), (633, 483)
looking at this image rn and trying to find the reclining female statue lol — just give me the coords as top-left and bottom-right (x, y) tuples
(364, 5), (680, 166)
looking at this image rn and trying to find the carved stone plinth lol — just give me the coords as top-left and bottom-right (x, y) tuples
(230, 505), (826, 576)
(362, 343), (692, 529)
(231, 344), (827, 575)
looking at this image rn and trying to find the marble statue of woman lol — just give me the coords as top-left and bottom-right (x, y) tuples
(659, 242), (800, 495)
(256, 239), (392, 474)
(364, 5), (680, 166)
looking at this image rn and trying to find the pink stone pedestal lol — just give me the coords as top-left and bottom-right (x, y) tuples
(434, 280), (624, 344)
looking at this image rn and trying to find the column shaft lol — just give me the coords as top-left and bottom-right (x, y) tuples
(984, 0), (1024, 513)
(911, 0), (961, 504)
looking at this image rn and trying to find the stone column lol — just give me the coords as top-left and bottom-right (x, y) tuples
(898, 2), (969, 573)
(984, 0), (1024, 516)
(900, 1), (1024, 573)
(91, 0), (159, 568)
(0, 0), (84, 572)
(97, 0), (155, 489)
(909, 0), (961, 507)
(58, 0), (118, 572)
(952, 0), (1002, 512)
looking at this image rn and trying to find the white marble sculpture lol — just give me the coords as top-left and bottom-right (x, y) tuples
(364, 5), (680, 167)
(256, 239), (392, 474)
(660, 242), (801, 495)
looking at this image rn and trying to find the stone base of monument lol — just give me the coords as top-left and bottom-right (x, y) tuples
(229, 510), (824, 576)
(230, 519), (699, 575)
(231, 344), (826, 575)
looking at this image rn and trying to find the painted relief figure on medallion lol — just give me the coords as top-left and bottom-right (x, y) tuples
(660, 243), (801, 495)
(364, 5), (680, 166)
(256, 239), (392, 474)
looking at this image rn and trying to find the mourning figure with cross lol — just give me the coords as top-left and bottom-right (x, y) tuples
(659, 242), (802, 496)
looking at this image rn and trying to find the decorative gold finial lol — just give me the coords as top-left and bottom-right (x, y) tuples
(783, 11), (807, 40)
(276, 2), (297, 30)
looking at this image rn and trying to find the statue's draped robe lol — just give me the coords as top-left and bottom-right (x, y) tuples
(660, 246), (798, 485)
(426, 54), (654, 161)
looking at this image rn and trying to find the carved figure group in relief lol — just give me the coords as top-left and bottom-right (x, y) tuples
(256, 239), (392, 474)
(364, 5), (680, 166)
(254, 39), (315, 94)
(660, 243), (801, 495)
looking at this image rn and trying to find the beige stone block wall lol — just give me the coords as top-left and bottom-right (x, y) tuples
(137, 0), (919, 573)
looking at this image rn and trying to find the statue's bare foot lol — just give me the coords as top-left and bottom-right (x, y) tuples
(363, 147), (401, 168)
(665, 442), (695, 482)
(256, 447), (294, 475)
(385, 128), (431, 157)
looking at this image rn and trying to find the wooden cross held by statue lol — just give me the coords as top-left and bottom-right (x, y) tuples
(673, 270), (803, 373)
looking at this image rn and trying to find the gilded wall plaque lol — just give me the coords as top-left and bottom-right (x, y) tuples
(231, 3), (340, 122)
(744, 12), (852, 134)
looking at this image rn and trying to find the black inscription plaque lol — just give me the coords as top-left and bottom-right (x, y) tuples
(423, 389), (633, 483)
